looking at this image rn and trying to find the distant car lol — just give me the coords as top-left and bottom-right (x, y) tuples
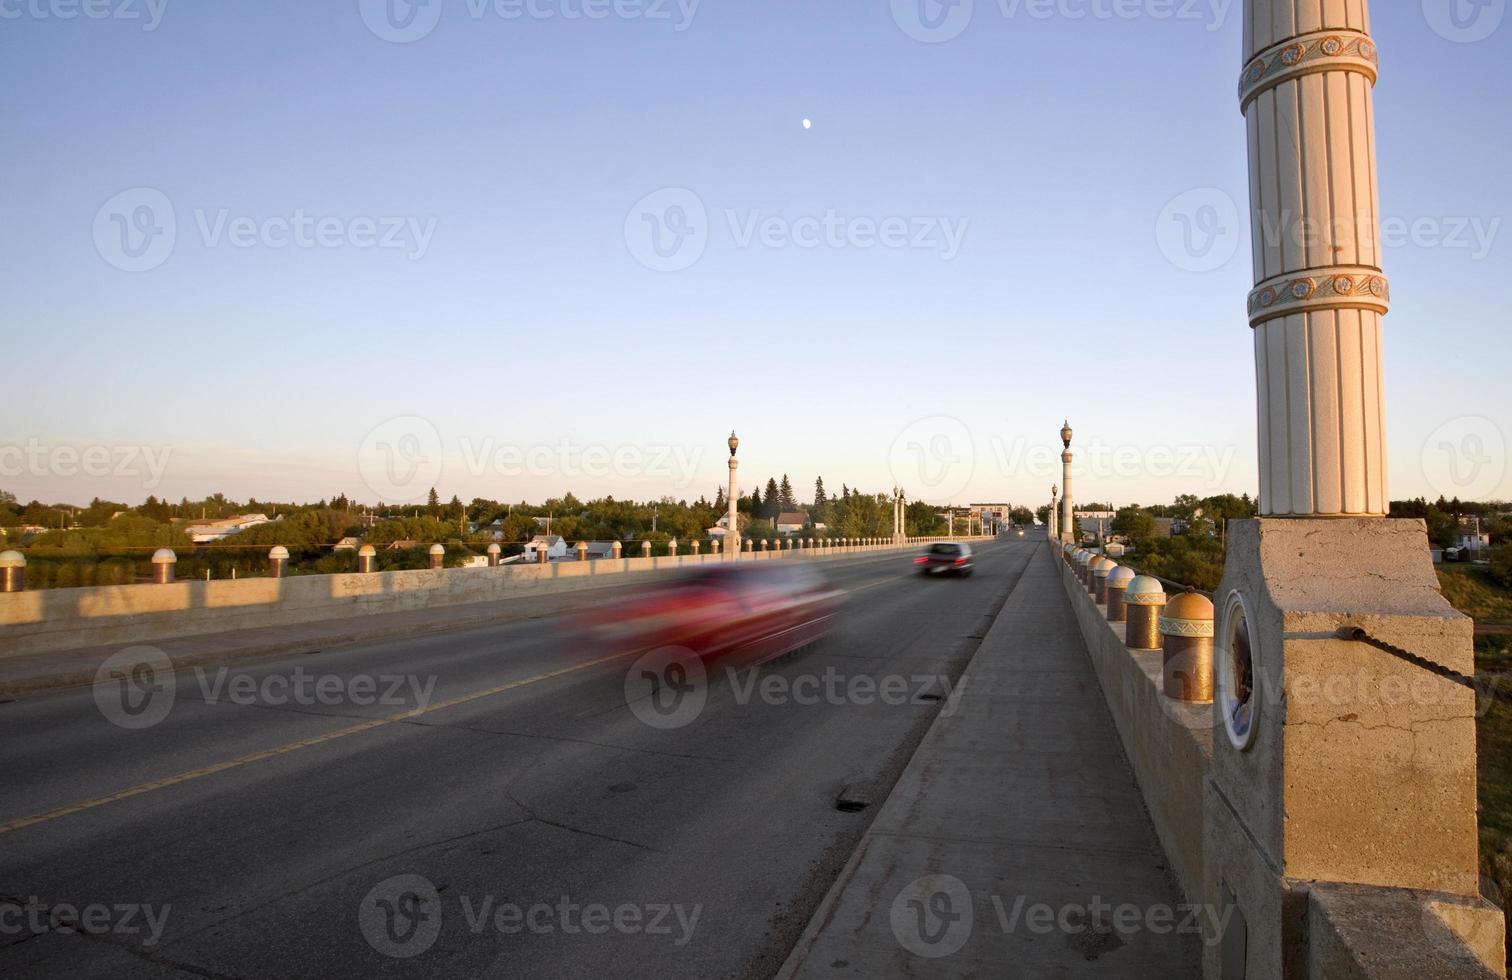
(1015, 527), (1025, 538)
(914, 542), (975, 577)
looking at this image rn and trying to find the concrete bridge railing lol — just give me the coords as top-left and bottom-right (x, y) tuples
(0, 536), (986, 660)
(1052, 538), (1506, 979)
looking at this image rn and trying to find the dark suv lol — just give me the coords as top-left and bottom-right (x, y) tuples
(913, 542), (975, 577)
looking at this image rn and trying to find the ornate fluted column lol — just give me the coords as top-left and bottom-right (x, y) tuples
(1059, 421), (1074, 544)
(1241, 3), (1388, 516)
(727, 431), (740, 561)
(1205, 7), (1504, 975)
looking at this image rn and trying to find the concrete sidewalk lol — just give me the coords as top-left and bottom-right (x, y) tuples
(778, 543), (1202, 977)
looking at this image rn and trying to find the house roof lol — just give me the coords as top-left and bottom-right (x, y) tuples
(775, 512), (809, 526)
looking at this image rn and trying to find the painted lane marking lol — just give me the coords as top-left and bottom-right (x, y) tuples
(0, 651), (634, 836)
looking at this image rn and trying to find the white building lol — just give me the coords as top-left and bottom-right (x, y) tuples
(522, 535), (567, 562)
(186, 513), (274, 544)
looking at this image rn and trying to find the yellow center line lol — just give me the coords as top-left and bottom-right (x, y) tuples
(0, 651), (635, 836)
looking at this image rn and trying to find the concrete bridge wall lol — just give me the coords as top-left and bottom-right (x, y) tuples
(0, 538), (985, 660)
(1054, 540), (1505, 978)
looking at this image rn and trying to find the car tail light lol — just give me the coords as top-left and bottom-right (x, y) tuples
(953, 557), (967, 566)
(913, 556), (928, 565)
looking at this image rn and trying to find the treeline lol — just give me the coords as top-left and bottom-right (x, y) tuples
(1096, 494), (1512, 592)
(0, 481), (970, 588)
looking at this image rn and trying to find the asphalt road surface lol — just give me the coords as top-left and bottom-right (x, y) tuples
(0, 536), (1038, 979)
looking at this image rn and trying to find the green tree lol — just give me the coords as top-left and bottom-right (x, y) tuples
(763, 478), (780, 518)
(1113, 505), (1157, 543)
(813, 477), (827, 509)
(779, 475), (796, 512)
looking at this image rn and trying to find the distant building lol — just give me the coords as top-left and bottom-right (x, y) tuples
(523, 535), (567, 562)
(472, 519), (506, 541)
(1458, 520), (1491, 555)
(186, 513), (274, 543)
(972, 503), (1012, 533)
(774, 512), (809, 534)
(576, 541), (618, 560)
(708, 515), (740, 538)
(385, 539), (424, 551)
(333, 537), (361, 552)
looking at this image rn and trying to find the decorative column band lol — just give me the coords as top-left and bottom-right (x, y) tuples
(1158, 616), (1215, 638)
(1239, 29), (1378, 111)
(1247, 265), (1390, 327)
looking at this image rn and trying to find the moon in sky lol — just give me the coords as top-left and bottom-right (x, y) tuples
(802, 118), (812, 130)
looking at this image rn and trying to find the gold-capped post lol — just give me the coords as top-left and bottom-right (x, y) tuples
(1160, 592), (1215, 703)
(1123, 575), (1167, 651)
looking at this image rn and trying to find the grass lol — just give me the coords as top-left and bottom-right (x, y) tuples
(1439, 564), (1512, 626)
(1453, 567), (1512, 964)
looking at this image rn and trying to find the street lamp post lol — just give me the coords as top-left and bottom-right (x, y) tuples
(727, 431), (739, 561)
(1060, 421), (1075, 545)
(1051, 484), (1059, 540)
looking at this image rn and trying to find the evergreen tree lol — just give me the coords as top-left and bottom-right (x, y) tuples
(713, 486), (726, 511)
(750, 485), (762, 514)
(779, 474), (796, 511)
(763, 478), (781, 518)
(813, 477), (827, 509)
(427, 487), (441, 517)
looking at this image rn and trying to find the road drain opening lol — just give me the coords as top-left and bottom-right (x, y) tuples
(835, 782), (877, 813)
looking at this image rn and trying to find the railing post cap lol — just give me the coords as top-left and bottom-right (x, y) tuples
(269, 546), (290, 560)
(1124, 575), (1167, 605)
(487, 543), (501, 554)
(151, 548), (177, 564)
(429, 544), (445, 555)
(0, 550), (25, 567)
(1106, 566), (1136, 588)
(358, 544), (377, 557)
(1092, 557), (1117, 577)
(1159, 592), (1215, 636)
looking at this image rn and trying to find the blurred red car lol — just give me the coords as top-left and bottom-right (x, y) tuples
(572, 562), (845, 667)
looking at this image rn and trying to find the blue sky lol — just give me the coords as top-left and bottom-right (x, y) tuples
(2, 0), (1508, 510)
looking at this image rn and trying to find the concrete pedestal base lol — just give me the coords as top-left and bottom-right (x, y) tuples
(1203, 519), (1503, 978)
